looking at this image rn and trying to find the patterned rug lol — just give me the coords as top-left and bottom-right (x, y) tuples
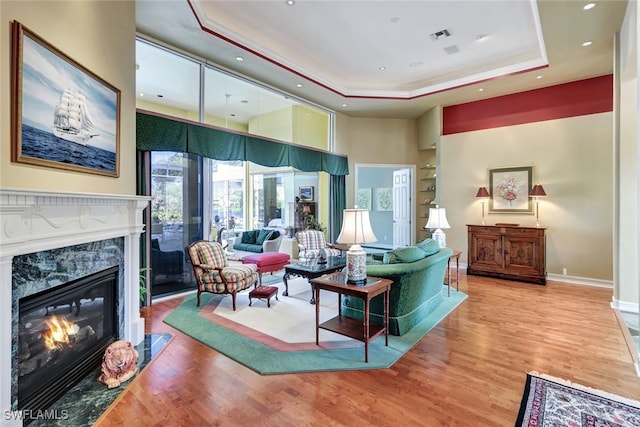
(516, 372), (640, 426)
(163, 276), (467, 374)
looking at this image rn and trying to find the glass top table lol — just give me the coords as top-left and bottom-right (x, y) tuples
(283, 256), (346, 304)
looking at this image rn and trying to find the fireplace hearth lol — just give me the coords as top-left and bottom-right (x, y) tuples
(18, 266), (118, 413)
(1, 188), (149, 422)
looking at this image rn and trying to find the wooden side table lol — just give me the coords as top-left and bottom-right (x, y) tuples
(446, 250), (462, 296)
(310, 272), (392, 362)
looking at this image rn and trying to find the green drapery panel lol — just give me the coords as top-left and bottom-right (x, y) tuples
(330, 175), (346, 242)
(187, 123), (246, 160)
(136, 150), (150, 307)
(246, 136), (289, 167)
(136, 111), (349, 175)
(289, 145), (323, 172)
(136, 112), (187, 152)
(322, 152), (349, 176)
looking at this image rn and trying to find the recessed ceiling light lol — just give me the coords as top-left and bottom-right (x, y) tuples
(341, 104), (348, 108)
(582, 41), (593, 47)
(583, 3), (596, 10)
(235, 56), (244, 61)
(157, 94), (163, 98)
(478, 88), (484, 92)
(241, 99), (248, 104)
(296, 83), (303, 88)
(536, 75), (543, 79)
(285, 0), (295, 5)
(379, 66), (386, 71)
(476, 34), (489, 41)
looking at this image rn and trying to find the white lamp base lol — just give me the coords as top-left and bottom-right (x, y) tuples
(346, 244), (367, 285)
(432, 228), (447, 248)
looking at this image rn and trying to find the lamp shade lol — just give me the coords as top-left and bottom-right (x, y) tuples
(529, 184), (547, 197)
(336, 209), (377, 245)
(475, 187), (490, 198)
(337, 209), (377, 285)
(424, 207), (451, 230)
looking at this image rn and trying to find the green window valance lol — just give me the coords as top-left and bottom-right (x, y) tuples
(136, 111), (349, 175)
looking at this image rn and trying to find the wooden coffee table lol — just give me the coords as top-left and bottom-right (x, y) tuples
(311, 272), (392, 363)
(283, 256), (346, 304)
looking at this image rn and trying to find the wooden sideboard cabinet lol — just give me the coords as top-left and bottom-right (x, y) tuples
(467, 224), (546, 285)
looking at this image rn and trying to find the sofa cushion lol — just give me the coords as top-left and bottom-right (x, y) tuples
(385, 246), (425, 264)
(241, 230), (258, 244)
(255, 229), (274, 245)
(415, 238), (440, 257)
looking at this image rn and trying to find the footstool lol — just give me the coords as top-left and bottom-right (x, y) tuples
(242, 252), (290, 285)
(248, 285), (278, 307)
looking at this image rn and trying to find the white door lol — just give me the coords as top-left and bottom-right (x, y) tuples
(393, 169), (412, 248)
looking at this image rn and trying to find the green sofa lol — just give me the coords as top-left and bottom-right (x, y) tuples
(341, 239), (452, 336)
(233, 229), (282, 253)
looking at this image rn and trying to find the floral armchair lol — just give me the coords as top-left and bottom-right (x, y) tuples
(187, 240), (258, 310)
(295, 229), (342, 260)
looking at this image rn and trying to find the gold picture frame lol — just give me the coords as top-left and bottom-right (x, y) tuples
(11, 21), (121, 177)
(488, 166), (533, 213)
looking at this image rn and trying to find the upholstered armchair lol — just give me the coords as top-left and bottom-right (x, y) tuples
(151, 238), (184, 281)
(187, 240), (258, 310)
(295, 230), (341, 260)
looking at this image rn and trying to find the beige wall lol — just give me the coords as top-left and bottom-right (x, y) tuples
(439, 113), (614, 282)
(339, 116), (418, 207)
(1, 1), (136, 195)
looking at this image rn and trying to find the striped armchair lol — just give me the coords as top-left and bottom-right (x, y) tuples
(187, 240), (258, 310)
(295, 230), (341, 260)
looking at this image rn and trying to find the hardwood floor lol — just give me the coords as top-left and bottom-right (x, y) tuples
(96, 273), (640, 426)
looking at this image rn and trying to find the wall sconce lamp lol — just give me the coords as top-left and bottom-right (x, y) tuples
(424, 206), (451, 248)
(529, 184), (547, 227)
(475, 186), (490, 225)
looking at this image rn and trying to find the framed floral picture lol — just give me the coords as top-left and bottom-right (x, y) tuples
(489, 166), (533, 213)
(357, 188), (372, 210)
(375, 187), (393, 211)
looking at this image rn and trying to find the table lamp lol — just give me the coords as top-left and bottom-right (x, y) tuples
(475, 186), (490, 225)
(424, 206), (451, 248)
(336, 208), (377, 285)
(529, 184), (547, 227)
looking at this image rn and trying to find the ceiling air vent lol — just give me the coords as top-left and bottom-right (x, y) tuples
(430, 29), (452, 41)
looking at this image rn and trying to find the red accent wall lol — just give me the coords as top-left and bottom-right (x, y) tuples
(442, 75), (613, 135)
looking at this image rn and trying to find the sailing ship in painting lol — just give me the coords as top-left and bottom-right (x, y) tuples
(53, 89), (99, 145)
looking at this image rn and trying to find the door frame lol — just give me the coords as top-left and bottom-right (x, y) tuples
(354, 163), (416, 247)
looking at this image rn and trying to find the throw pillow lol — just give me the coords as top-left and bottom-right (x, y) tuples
(415, 238), (440, 256)
(382, 251), (396, 264)
(241, 230), (258, 244)
(391, 246), (425, 263)
(255, 229), (274, 245)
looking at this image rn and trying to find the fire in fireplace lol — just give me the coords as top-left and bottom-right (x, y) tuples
(18, 266), (118, 412)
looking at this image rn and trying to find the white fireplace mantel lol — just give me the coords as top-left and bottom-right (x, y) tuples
(0, 187), (151, 424)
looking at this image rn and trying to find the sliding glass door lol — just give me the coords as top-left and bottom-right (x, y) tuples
(149, 151), (202, 297)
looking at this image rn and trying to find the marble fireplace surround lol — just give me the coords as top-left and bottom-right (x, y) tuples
(0, 188), (149, 421)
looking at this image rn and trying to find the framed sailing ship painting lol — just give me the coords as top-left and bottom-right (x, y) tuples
(11, 21), (120, 177)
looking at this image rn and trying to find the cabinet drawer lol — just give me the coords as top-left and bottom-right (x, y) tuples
(503, 227), (544, 238)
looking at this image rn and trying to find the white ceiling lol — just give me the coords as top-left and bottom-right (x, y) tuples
(135, 0), (628, 121)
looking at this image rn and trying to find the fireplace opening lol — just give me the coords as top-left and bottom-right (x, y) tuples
(18, 266), (118, 412)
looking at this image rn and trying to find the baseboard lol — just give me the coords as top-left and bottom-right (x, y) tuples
(546, 273), (613, 288)
(459, 264), (613, 288)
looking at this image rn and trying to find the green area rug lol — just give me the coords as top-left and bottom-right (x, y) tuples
(163, 282), (466, 374)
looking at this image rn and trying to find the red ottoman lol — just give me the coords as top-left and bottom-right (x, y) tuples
(248, 285), (278, 307)
(242, 252), (290, 285)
